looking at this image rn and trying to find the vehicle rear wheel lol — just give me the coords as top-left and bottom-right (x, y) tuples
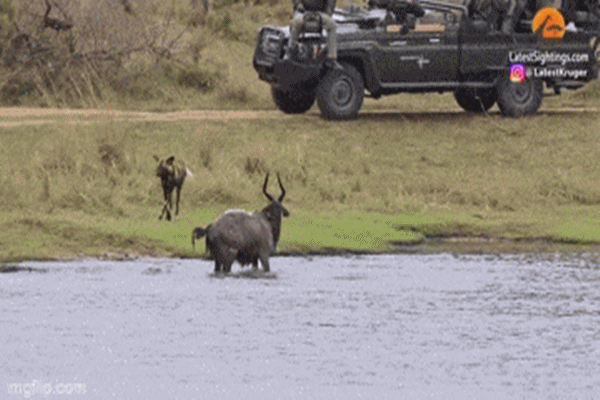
(316, 63), (364, 120)
(496, 73), (543, 117)
(454, 88), (497, 113)
(271, 86), (315, 114)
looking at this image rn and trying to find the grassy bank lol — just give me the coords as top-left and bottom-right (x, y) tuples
(2, 107), (600, 263)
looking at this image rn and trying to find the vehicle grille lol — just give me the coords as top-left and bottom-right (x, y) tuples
(256, 28), (285, 65)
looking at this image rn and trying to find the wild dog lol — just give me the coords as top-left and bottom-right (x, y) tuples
(154, 155), (192, 221)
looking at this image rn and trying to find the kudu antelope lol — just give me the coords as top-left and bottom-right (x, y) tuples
(154, 155), (192, 221)
(192, 173), (289, 273)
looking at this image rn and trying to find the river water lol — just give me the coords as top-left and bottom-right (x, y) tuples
(2, 254), (599, 399)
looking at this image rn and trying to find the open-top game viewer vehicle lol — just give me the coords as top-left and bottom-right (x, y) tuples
(253, 0), (600, 120)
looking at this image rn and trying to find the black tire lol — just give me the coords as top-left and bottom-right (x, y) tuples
(454, 88), (497, 113)
(271, 86), (315, 114)
(496, 73), (543, 117)
(316, 63), (364, 120)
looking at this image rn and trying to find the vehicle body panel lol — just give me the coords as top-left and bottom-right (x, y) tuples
(252, 0), (598, 114)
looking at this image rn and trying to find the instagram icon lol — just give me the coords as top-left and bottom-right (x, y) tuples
(510, 63), (527, 83)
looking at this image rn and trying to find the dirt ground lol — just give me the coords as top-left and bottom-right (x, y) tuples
(0, 106), (597, 128)
(0, 108), (289, 127)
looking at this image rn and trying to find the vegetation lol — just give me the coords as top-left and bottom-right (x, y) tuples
(2, 107), (600, 262)
(0, 0), (598, 111)
(1, 0), (600, 263)
(0, 0), (292, 110)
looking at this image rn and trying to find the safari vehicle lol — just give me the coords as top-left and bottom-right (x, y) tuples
(252, 0), (599, 119)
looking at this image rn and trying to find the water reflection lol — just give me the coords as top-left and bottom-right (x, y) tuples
(2, 254), (599, 399)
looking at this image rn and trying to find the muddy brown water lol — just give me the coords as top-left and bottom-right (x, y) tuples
(2, 254), (599, 399)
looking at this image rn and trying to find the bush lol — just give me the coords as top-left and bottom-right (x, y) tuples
(0, 0), (290, 108)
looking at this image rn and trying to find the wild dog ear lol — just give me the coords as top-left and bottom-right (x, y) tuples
(166, 156), (175, 165)
(153, 155), (160, 162)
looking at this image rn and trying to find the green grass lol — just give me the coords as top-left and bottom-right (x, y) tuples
(2, 108), (600, 262)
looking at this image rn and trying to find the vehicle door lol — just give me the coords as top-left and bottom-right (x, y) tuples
(372, 7), (461, 83)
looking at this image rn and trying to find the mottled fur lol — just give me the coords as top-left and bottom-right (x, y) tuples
(154, 155), (191, 221)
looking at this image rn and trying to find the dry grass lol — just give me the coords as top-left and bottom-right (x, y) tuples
(0, 0), (292, 110)
(2, 109), (600, 261)
(3, 112), (600, 215)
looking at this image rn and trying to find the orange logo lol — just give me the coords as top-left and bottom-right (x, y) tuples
(532, 7), (566, 39)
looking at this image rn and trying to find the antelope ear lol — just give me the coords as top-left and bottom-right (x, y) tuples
(166, 156), (175, 165)
(153, 155), (160, 162)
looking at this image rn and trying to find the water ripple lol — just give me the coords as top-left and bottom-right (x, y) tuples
(1, 254), (599, 399)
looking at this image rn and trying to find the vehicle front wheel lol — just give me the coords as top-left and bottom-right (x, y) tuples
(316, 63), (364, 120)
(496, 73), (543, 117)
(271, 86), (315, 114)
(454, 88), (497, 113)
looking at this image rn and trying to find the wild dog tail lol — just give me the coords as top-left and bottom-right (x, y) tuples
(186, 168), (193, 178)
(191, 225), (210, 250)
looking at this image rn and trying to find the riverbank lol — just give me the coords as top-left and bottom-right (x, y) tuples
(2, 103), (600, 263)
(2, 204), (600, 265)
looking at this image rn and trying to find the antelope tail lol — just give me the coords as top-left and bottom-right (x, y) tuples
(191, 225), (209, 250)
